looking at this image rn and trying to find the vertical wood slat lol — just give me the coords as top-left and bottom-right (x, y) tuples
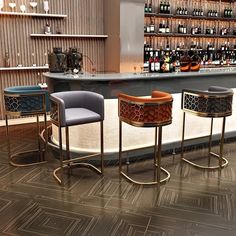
(0, 0), (105, 120)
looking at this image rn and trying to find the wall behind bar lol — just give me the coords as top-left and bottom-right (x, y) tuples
(0, 0), (105, 120)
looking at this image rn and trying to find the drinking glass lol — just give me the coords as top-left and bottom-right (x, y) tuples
(0, 0), (4, 12)
(17, 53), (22, 67)
(9, 1), (16, 12)
(29, 0), (37, 13)
(20, 4), (26, 13)
(43, 1), (49, 14)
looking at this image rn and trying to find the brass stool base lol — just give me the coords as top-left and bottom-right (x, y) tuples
(10, 149), (47, 167)
(120, 166), (170, 185)
(182, 151), (228, 170)
(53, 161), (103, 185)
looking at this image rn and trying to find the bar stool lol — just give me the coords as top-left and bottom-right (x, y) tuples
(181, 86), (233, 169)
(118, 91), (173, 185)
(50, 91), (104, 185)
(4, 85), (50, 166)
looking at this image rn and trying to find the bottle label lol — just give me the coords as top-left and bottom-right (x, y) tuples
(155, 62), (160, 71)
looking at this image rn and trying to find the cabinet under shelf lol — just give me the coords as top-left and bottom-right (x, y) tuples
(0, 66), (49, 71)
(0, 12), (67, 18)
(30, 34), (108, 38)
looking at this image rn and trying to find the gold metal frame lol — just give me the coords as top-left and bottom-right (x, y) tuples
(5, 92), (48, 167)
(50, 99), (104, 186)
(119, 120), (170, 185)
(181, 112), (228, 169)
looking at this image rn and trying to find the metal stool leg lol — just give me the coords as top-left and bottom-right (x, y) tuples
(219, 117), (226, 168)
(119, 120), (122, 173)
(100, 121), (104, 174)
(181, 112), (186, 160)
(5, 115), (11, 162)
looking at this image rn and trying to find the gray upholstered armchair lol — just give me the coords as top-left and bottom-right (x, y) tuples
(50, 91), (104, 185)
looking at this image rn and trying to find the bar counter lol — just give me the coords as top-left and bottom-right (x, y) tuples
(44, 68), (236, 156)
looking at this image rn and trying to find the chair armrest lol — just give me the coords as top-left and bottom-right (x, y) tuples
(50, 94), (66, 126)
(83, 92), (104, 120)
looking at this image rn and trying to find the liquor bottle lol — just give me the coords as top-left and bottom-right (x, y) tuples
(4, 52), (10, 67)
(166, 43), (170, 51)
(200, 8), (203, 16)
(184, 7), (188, 15)
(144, 2), (148, 13)
(191, 51), (201, 71)
(165, 22), (170, 33)
(160, 1), (164, 13)
(182, 24), (187, 34)
(159, 20), (166, 33)
(159, 53), (165, 73)
(167, 1), (170, 14)
(176, 7), (180, 15)
(163, 1), (166, 13)
(149, 0), (152, 13)
(154, 51), (160, 72)
(146, 23), (150, 33)
(149, 51), (155, 72)
(180, 51), (191, 72)
(178, 22), (182, 33)
(150, 20), (155, 33)
(170, 50), (177, 72)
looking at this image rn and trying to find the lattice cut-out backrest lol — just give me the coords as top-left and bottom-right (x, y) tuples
(182, 87), (233, 117)
(4, 86), (49, 117)
(118, 91), (173, 127)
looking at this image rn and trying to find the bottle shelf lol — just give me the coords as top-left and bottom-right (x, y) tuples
(144, 33), (236, 38)
(30, 34), (108, 38)
(0, 12), (67, 18)
(0, 66), (49, 71)
(145, 12), (236, 21)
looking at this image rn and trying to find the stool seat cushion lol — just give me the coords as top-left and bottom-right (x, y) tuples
(65, 108), (101, 126)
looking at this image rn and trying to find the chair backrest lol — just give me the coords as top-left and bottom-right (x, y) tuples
(181, 86), (233, 117)
(50, 91), (104, 126)
(4, 85), (50, 117)
(118, 91), (173, 127)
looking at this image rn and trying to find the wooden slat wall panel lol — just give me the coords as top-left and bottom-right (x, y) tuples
(0, 0), (105, 120)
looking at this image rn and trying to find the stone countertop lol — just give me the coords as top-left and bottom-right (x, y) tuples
(43, 67), (236, 81)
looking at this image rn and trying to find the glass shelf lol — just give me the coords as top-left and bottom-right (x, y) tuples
(0, 66), (49, 71)
(144, 33), (236, 38)
(0, 12), (67, 18)
(145, 12), (236, 21)
(30, 34), (108, 38)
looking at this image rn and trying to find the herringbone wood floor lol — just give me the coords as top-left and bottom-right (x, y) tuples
(0, 123), (236, 236)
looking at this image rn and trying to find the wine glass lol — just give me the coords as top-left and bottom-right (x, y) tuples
(91, 66), (96, 76)
(17, 53), (22, 67)
(44, 52), (48, 66)
(9, 1), (16, 12)
(0, 0), (4, 12)
(32, 52), (36, 67)
(43, 1), (49, 14)
(29, 0), (37, 13)
(20, 4), (26, 13)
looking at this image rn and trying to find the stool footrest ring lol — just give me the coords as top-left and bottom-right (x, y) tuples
(182, 152), (228, 169)
(53, 162), (103, 184)
(120, 166), (170, 185)
(10, 149), (46, 167)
